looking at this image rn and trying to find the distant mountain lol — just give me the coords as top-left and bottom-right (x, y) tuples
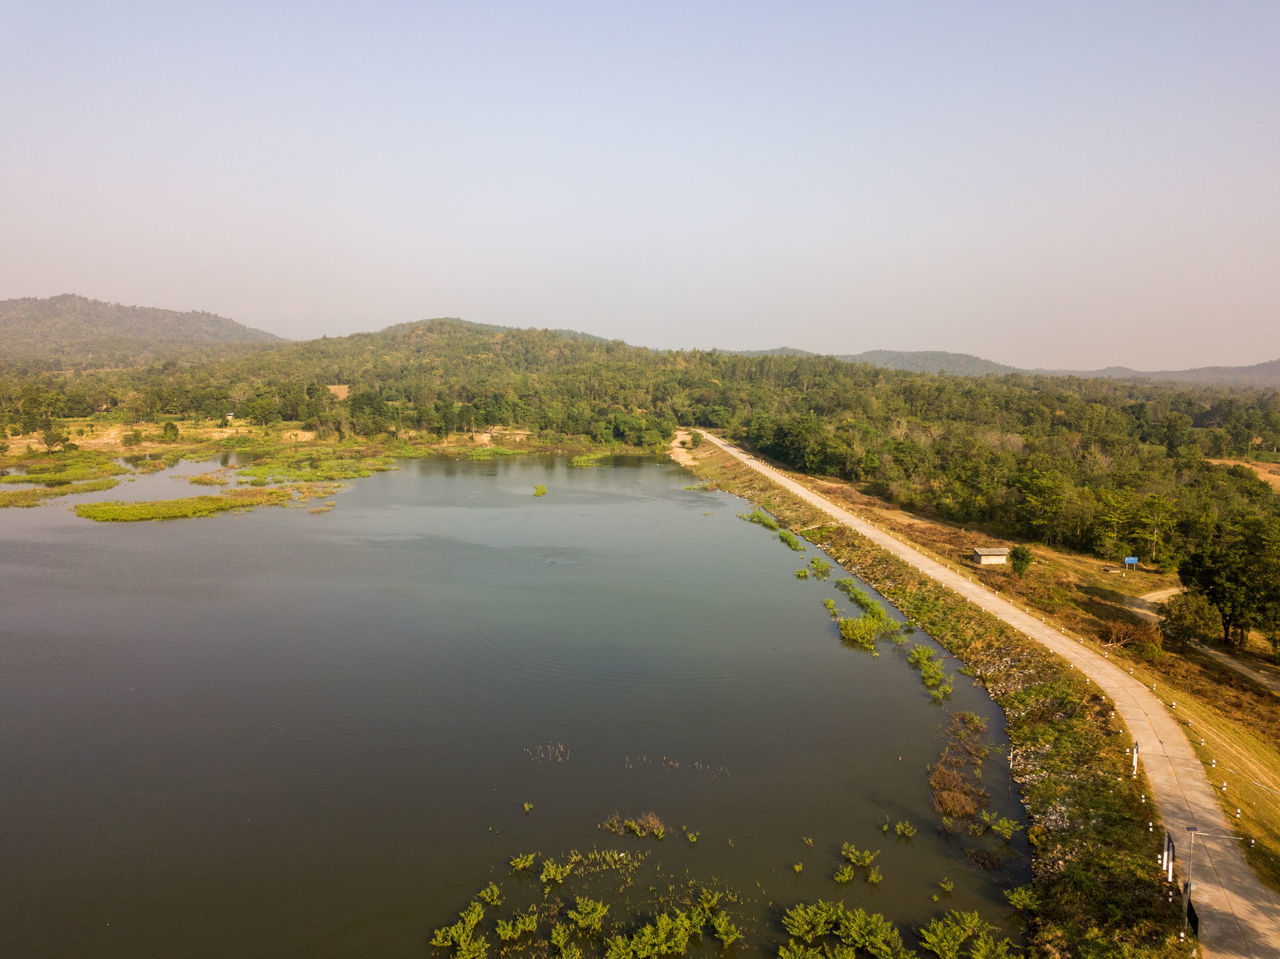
(728, 347), (816, 359)
(735, 344), (1280, 388)
(1031, 359), (1280, 389)
(836, 349), (1018, 376)
(0, 294), (284, 369)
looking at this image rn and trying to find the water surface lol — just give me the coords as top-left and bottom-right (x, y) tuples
(0, 455), (1027, 957)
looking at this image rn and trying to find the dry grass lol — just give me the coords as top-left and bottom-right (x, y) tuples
(1208, 458), (1280, 491)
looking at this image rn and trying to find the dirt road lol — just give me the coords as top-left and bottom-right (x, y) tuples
(685, 431), (1280, 959)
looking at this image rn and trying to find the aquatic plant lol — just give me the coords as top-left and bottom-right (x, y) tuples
(894, 820), (917, 839)
(833, 578), (876, 614)
(1004, 885), (1040, 912)
(739, 508), (780, 530)
(709, 911), (742, 948)
(823, 598), (838, 619)
(430, 900), (488, 959)
(509, 852), (536, 872)
(567, 896), (609, 933)
(599, 811), (666, 840)
(837, 616), (880, 654)
(782, 900), (843, 943)
(918, 910), (1015, 959)
(778, 528), (805, 551)
(533, 485), (548, 497)
(976, 810), (1022, 841)
(523, 801), (534, 813)
(839, 842), (879, 869)
(539, 857), (575, 884)
(477, 882), (503, 907)
(906, 645), (947, 689)
(808, 557), (832, 580)
(74, 487), (291, 521)
(795, 568), (809, 579)
(495, 908), (538, 941)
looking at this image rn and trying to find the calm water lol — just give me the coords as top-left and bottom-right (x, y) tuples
(0, 455), (1028, 957)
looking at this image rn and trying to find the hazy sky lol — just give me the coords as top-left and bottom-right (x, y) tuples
(3, 2), (1278, 369)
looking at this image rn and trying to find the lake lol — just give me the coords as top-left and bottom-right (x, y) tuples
(0, 454), (1028, 957)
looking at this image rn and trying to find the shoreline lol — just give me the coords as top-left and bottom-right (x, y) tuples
(669, 431), (1280, 957)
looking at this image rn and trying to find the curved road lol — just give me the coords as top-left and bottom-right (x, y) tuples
(691, 431), (1280, 959)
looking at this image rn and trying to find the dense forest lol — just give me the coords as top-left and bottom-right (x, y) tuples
(4, 316), (1280, 646)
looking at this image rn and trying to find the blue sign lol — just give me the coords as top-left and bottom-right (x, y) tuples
(1124, 556), (1139, 565)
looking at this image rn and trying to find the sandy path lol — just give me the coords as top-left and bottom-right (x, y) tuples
(1126, 589), (1280, 698)
(679, 432), (1280, 959)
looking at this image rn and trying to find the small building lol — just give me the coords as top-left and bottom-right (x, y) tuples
(971, 547), (1010, 566)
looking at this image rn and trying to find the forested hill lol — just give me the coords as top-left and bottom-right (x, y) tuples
(839, 350), (1017, 376)
(0, 294), (284, 370)
(1033, 358), (1280, 390)
(733, 345), (1280, 387)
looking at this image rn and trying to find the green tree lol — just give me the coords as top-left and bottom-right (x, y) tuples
(1179, 517), (1280, 648)
(1158, 592), (1223, 652)
(40, 422), (69, 452)
(1009, 545), (1032, 576)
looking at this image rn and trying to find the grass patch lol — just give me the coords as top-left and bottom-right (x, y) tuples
(0, 477), (119, 507)
(74, 488), (292, 521)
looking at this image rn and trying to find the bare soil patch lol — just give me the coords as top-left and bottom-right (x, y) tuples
(1209, 458), (1280, 490)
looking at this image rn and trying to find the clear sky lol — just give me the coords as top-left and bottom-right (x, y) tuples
(2, 1), (1277, 369)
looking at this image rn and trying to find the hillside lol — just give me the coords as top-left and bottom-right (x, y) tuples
(837, 349), (1017, 376)
(741, 345), (1280, 388)
(1033, 358), (1280, 389)
(0, 294), (284, 369)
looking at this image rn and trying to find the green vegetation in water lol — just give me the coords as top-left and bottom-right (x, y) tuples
(524, 801), (535, 814)
(795, 568), (809, 579)
(906, 645), (954, 703)
(570, 452), (611, 468)
(837, 616), (881, 654)
(510, 853), (537, 872)
(834, 578), (877, 614)
(74, 488), (294, 522)
(808, 557), (831, 580)
(431, 847), (760, 959)
(597, 811), (665, 840)
(777, 528), (805, 551)
(187, 472), (229, 486)
(232, 445), (395, 483)
(779, 900), (917, 959)
(739, 507), (779, 530)
(894, 820), (917, 839)
(0, 477), (118, 507)
(534, 484), (548, 497)
(0, 449), (128, 493)
(465, 446), (522, 460)
(822, 598), (838, 619)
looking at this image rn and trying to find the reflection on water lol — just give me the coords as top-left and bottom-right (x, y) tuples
(0, 456), (1027, 958)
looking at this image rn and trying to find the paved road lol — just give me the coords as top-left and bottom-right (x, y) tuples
(693, 432), (1280, 959)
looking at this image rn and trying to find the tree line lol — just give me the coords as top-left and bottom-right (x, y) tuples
(3, 318), (1279, 646)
